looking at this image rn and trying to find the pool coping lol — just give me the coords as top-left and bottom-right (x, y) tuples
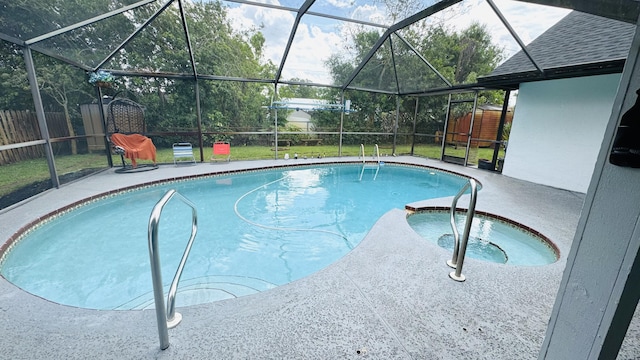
(1, 156), (622, 359)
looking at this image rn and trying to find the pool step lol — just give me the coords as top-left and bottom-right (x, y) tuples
(115, 275), (278, 310)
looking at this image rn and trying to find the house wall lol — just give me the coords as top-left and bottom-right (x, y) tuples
(502, 73), (622, 192)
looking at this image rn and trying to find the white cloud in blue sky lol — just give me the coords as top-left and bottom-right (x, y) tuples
(325, 0), (354, 9)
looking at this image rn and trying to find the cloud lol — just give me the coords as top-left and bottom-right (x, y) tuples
(227, 2), (295, 65)
(428, 0), (570, 58)
(500, 1), (570, 41)
(325, 0), (353, 9)
(351, 3), (389, 25)
(280, 21), (344, 83)
(491, 0), (571, 58)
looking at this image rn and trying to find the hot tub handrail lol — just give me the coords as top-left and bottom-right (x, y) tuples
(446, 178), (478, 282)
(148, 189), (198, 350)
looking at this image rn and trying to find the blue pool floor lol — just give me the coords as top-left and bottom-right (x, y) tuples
(0, 156), (638, 359)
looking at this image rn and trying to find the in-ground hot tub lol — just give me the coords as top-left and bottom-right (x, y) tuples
(407, 210), (559, 266)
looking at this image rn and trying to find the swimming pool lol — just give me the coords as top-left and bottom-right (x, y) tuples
(0, 164), (470, 310)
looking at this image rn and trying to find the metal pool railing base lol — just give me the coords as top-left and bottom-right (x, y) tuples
(446, 178), (478, 282)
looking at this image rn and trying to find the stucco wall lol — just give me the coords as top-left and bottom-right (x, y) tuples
(502, 74), (622, 193)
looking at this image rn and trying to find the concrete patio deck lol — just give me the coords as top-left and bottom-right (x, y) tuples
(0, 156), (636, 359)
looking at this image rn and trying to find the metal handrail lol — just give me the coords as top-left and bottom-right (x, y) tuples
(446, 178), (478, 282)
(359, 144), (381, 181)
(359, 143), (381, 162)
(148, 189), (198, 350)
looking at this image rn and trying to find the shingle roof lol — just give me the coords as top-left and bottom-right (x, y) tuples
(479, 11), (635, 86)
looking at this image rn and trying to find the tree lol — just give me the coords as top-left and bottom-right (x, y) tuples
(323, 22), (505, 142)
(35, 57), (89, 154)
(403, 22), (504, 85)
(0, 41), (32, 110)
(277, 80), (327, 99)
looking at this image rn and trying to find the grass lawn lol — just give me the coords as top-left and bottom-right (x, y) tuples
(0, 144), (504, 198)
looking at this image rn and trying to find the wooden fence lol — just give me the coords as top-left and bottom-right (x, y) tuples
(0, 110), (68, 165)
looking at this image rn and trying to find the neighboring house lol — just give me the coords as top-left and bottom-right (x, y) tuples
(479, 11), (635, 193)
(276, 98), (335, 132)
(287, 110), (313, 131)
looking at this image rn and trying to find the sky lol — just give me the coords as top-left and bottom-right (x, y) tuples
(226, 0), (571, 85)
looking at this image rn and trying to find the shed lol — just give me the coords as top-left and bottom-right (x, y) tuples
(446, 105), (513, 148)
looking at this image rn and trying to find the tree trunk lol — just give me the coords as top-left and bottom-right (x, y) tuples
(62, 102), (78, 155)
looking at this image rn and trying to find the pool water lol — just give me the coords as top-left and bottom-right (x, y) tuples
(0, 164), (469, 310)
(407, 211), (558, 266)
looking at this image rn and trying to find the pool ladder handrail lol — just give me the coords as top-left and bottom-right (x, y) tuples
(359, 144), (381, 181)
(447, 178), (478, 282)
(148, 189), (198, 350)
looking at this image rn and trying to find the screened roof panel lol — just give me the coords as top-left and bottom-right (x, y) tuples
(348, 37), (397, 93)
(391, 33), (450, 93)
(426, 0), (505, 84)
(394, 0), (559, 86)
(279, 14), (383, 86)
(0, 0), (599, 95)
(492, 0), (570, 57)
(223, 1), (296, 79)
(269, 0), (309, 9)
(104, 2), (193, 74)
(0, 0), (145, 41)
(33, 4), (160, 69)
(307, 0), (445, 26)
(306, 0), (391, 26)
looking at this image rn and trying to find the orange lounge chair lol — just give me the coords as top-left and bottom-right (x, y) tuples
(211, 141), (230, 162)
